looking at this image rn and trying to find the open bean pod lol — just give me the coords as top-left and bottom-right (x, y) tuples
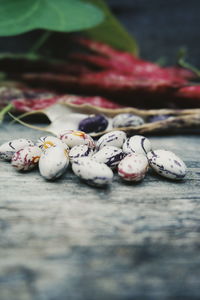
(8, 93), (200, 137)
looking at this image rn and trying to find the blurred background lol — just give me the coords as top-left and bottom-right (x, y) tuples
(0, 0), (199, 66)
(107, 0), (200, 65)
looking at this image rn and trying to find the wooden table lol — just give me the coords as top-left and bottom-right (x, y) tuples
(0, 123), (200, 300)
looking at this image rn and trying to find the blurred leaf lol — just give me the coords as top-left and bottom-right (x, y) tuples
(0, 0), (104, 36)
(155, 57), (168, 66)
(84, 0), (139, 55)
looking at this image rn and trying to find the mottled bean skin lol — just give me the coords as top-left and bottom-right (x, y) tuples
(118, 154), (149, 182)
(92, 146), (124, 168)
(11, 146), (41, 171)
(72, 157), (113, 187)
(36, 136), (69, 152)
(112, 113), (144, 128)
(96, 131), (126, 150)
(69, 145), (94, 163)
(123, 135), (151, 156)
(78, 114), (108, 133)
(58, 130), (95, 149)
(0, 139), (34, 161)
(147, 149), (187, 180)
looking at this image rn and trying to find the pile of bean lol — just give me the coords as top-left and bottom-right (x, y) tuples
(0, 130), (187, 187)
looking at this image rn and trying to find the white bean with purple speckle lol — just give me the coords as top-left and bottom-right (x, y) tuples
(147, 149), (187, 180)
(69, 144), (94, 163)
(112, 113), (144, 128)
(96, 130), (126, 150)
(123, 135), (151, 156)
(92, 146), (124, 168)
(72, 157), (113, 186)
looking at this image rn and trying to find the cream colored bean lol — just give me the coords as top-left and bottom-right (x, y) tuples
(39, 146), (69, 180)
(0, 138), (34, 161)
(72, 157), (113, 186)
(96, 131), (126, 150)
(11, 146), (41, 171)
(118, 153), (149, 182)
(147, 149), (187, 180)
(123, 135), (151, 156)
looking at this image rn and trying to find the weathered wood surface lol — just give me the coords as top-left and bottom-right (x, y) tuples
(0, 124), (200, 300)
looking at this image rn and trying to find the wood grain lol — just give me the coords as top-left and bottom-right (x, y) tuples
(0, 124), (200, 300)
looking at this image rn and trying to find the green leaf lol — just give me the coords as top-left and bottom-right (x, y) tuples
(0, 0), (104, 36)
(83, 0), (139, 55)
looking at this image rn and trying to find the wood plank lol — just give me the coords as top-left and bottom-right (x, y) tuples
(0, 124), (200, 300)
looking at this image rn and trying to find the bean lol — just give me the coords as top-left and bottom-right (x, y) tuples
(92, 146), (124, 168)
(0, 138), (34, 161)
(118, 153), (149, 182)
(11, 146), (41, 171)
(123, 135), (151, 156)
(78, 114), (108, 133)
(72, 157), (113, 187)
(39, 146), (69, 180)
(96, 130), (126, 150)
(112, 113), (144, 128)
(147, 149), (187, 180)
(69, 145), (94, 163)
(58, 130), (95, 148)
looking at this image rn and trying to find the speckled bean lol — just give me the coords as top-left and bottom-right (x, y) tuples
(123, 135), (151, 156)
(36, 136), (69, 152)
(58, 130), (95, 149)
(147, 149), (187, 180)
(0, 138), (34, 161)
(69, 145), (94, 163)
(112, 113), (144, 128)
(118, 153), (149, 182)
(92, 146), (124, 168)
(96, 130), (126, 150)
(72, 157), (113, 187)
(11, 146), (41, 171)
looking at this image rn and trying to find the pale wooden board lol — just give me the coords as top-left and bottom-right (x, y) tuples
(0, 123), (200, 300)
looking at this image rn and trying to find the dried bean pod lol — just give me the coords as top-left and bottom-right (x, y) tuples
(92, 146), (124, 168)
(112, 113), (144, 128)
(147, 149), (187, 180)
(39, 146), (69, 180)
(78, 114), (108, 133)
(123, 135), (151, 156)
(58, 130), (95, 149)
(96, 130), (126, 150)
(0, 138), (34, 161)
(72, 157), (113, 187)
(69, 145), (94, 163)
(36, 136), (69, 152)
(11, 146), (41, 171)
(118, 153), (149, 182)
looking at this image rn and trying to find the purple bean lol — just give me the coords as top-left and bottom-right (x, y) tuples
(78, 115), (108, 133)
